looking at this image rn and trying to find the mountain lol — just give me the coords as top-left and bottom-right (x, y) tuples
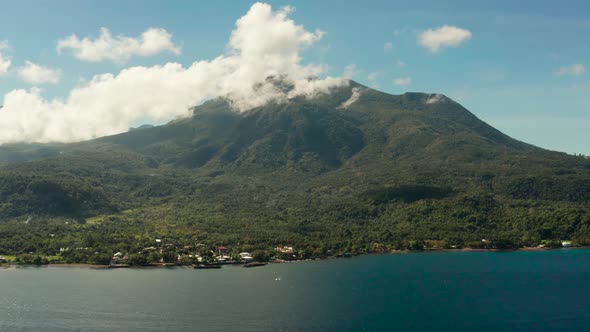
(129, 124), (155, 131)
(1, 80), (590, 257)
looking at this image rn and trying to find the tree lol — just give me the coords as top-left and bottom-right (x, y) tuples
(179, 255), (193, 265)
(162, 250), (177, 263)
(128, 253), (148, 266)
(147, 252), (161, 263)
(252, 250), (268, 262)
(87, 253), (112, 265)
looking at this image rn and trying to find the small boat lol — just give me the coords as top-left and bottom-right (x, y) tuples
(193, 263), (222, 269)
(108, 264), (131, 269)
(243, 262), (267, 268)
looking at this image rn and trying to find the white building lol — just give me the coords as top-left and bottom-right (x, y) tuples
(240, 252), (254, 261)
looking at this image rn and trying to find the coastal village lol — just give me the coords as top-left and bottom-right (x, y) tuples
(0, 238), (580, 268)
(0, 238), (301, 268)
(108, 243), (297, 268)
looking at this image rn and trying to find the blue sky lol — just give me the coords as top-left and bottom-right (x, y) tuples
(0, 0), (588, 153)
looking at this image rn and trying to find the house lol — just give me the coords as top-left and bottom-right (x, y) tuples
(111, 252), (127, 264)
(214, 247), (231, 261)
(0, 256), (7, 263)
(275, 246), (294, 254)
(240, 252), (254, 261)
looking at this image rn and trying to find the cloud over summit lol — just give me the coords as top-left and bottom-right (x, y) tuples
(0, 2), (347, 144)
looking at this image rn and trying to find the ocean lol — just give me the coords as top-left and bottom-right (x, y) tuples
(1, 249), (590, 331)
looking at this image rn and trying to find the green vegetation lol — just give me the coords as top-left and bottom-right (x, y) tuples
(1, 80), (589, 264)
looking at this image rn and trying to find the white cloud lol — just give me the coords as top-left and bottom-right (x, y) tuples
(425, 93), (448, 104)
(394, 77), (411, 86)
(57, 27), (181, 63)
(339, 87), (362, 109)
(0, 41), (11, 75)
(396, 60), (406, 68)
(0, 3), (347, 144)
(418, 25), (472, 53)
(558, 63), (585, 76)
(17, 61), (62, 84)
(384, 42), (393, 51)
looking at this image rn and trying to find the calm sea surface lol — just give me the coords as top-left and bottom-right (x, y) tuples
(1, 250), (590, 331)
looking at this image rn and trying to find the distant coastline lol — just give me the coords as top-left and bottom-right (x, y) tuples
(2, 246), (587, 269)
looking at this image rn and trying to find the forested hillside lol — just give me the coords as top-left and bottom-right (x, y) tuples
(1, 80), (590, 262)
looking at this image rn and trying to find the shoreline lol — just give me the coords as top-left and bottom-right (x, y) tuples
(2, 246), (588, 269)
(48, 264), (110, 269)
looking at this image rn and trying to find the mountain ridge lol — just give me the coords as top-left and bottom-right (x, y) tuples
(1, 80), (589, 257)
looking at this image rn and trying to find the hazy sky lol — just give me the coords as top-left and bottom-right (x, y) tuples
(0, 1), (588, 153)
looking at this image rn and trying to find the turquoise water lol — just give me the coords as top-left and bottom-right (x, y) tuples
(1, 250), (590, 331)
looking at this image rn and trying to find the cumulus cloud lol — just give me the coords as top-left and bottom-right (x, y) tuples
(418, 25), (472, 53)
(0, 2), (347, 144)
(384, 42), (393, 51)
(0, 41), (11, 75)
(17, 61), (62, 84)
(394, 77), (411, 86)
(558, 63), (585, 76)
(57, 27), (181, 63)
